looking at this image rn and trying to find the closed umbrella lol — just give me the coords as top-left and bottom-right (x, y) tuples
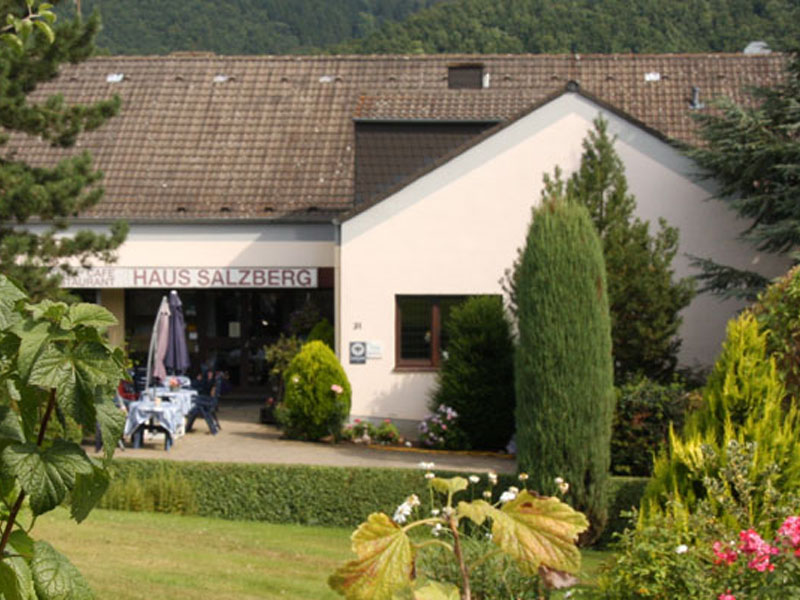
(145, 296), (171, 388)
(165, 290), (191, 374)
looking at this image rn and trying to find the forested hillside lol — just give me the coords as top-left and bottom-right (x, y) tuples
(69, 0), (441, 55)
(331, 0), (800, 54)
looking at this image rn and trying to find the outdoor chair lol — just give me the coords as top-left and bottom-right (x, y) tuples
(185, 373), (222, 435)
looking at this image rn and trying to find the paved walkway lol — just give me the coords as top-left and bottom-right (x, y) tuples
(106, 401), (516, 474)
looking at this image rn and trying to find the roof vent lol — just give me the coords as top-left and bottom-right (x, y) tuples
(219, 206), (231, 213)
(213, 74), (232, 83)
(744, 41), (771, 55)
(644, 72), (661, 82)
(566, 80), (580, 92)
(319, 75), (335, 83)
(689, 86), (705, 110)
(106, 73), (124, 83)
(176, 207), (187, 213)
(306, 206), (319, 213)
(263, 206), (274, 213)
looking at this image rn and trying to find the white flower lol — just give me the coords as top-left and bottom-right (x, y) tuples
(485, 532), (493, 541)
(487, 471), (498, 485)
(405, 441), (412, 447)
(392, 495), (420, 524)
(518, 472), (529, 482)
(418, 461), (435, 470)
(432, 523), (443, 537)
(468, 475), (480, 484)
(291, 375), (299, 384)
(675, 544), (689, 554)
(499, 488), (518, 504)
(431, 509), (440, 516)
(482, 490), (492, 500)
(425, 472), (435, 480)
(555, 477), (569, 495)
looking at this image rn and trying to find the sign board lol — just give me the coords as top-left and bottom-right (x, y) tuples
(366, 342), (383, 359)
(349, 341), (367, 364)
(60, 267), (318, 289)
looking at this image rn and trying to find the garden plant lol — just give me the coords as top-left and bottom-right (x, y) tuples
(514, 182), (615, 541)
(329, 470), (588, 600)
(276, 340), (352, 441)
(0, 275), (127, 598)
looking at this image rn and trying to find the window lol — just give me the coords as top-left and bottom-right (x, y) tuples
(447, 65), (484, 89)
(395, 295), (468, 369)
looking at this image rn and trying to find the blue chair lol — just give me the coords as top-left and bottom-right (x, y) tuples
(186, 374), (222, 434)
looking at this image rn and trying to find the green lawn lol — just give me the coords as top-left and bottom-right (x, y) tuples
(36, 508), (353, 600)
(35, 508), (615, 599)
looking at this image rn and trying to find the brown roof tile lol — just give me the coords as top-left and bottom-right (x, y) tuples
(2, 53), (788, 221)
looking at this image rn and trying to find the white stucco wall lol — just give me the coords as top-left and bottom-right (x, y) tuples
(339, 93), (790, 423)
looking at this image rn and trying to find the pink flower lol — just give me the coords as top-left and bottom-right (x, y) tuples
(738, 529), (779, 572)
(383, 419), (391, 424)
(354, 418), (361, 423)
(713, 541), (738, 566)
(778, 516), (800, 548)
(719, 593), (736, 600)
(331, 384), (343, 394)
(441, 424), (447, 431)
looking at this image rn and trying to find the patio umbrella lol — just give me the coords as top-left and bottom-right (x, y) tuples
(145, 296), (171, 388)
(165, 290), (191, 374)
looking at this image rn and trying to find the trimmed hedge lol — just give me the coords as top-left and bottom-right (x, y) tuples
(597, 476), (650, 548)
(101, 459), (647, 540)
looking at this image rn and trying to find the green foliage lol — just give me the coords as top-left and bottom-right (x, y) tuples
(333, 0), (800, 55)
(99, 462), (197, 515)
(307, 318), (335, 349)
(429, 296), (515, 451)
(0, 274), (127, 598)
(0, 2), (127, 300)
(65, 0), (442, 55)
(328, 476), (588, 599)
(506, 118), (694, 382)
(263, 334), (302, 402)
(595, 477), (649, 548)
(643, 312), (800, 532)
(752, 265), (800, 399)
(277, 341), (352, 441)
(686, 52), (800, 300)
(611, 377), (691, 476)
(514, 184), (615, 542)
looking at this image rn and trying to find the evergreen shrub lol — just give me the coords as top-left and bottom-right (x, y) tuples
(429, 295), (515, 450)
(514, 185), (615, 542)
(643, 313), (800, 532)
(276, 341), (352, 441)
(611, 376), (691, 476)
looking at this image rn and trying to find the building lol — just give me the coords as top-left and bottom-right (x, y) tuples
(6, 53), (791, 431)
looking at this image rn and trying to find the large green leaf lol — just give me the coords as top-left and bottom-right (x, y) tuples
(0, 474), (34, 531)
(2, 440), (93, 515)
(94, 399), (126, 462)
(0, 276), (27, 331)
(329, 513), (414, 600)
(63, 304), (117, 331)
(26, 301), (68, 326)
(430, 477), (468, 497)
(0, 552), (35, 600)
(13, 320), (53, 381)
(70, 464), (110, 523)
(487, 491), (589, 575)
(31, 541), (93, 600)
(27, 346), (74, 398)
(411, 581), (460, 600)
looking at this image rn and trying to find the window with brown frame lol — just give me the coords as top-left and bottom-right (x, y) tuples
(395, 295), (472, 369)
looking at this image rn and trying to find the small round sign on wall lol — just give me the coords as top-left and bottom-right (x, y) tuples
(349, 341), (367, 364)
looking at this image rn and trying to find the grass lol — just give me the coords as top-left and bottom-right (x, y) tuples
(35, 508), (352, 600)
(35, 508), (615, 599)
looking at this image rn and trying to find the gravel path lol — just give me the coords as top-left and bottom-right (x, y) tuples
(103, 401), (516, 474)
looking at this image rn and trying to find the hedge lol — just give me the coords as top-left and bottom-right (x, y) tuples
(99, 459), (647, 540)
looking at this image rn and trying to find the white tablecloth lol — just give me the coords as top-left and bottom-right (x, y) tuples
(124, 400), (185, 438)
(141, 387), (197, 416)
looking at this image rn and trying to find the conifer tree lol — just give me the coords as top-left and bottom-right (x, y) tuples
(685, 52), (800, 300)
(506, 117), (694, 382)
(1, 0), (127, 300)
(514, 177), (614, 541)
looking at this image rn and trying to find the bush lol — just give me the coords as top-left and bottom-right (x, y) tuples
(642, 313), (800, 531)
(514, 183), (615, 542)
(418, 404), (469, 450)
(429, 295), (515, 451)
(277, 341), (352, 441)
(264, 334), (303, 402)
(100, 462), (197, 515)
(307, 318), (335, 349)
(611, 376), (691, 476)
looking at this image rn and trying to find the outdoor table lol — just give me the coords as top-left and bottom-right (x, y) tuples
(124, 399), (185, 450)
(141, 387), (197, 416)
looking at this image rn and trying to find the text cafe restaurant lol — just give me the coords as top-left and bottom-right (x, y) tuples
(63, 250), (335, 399)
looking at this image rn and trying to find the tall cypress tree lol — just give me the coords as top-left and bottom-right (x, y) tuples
(515, 176), (614, 541)
(1, 1), (127, 300)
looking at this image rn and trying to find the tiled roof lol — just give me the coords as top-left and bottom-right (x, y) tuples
(2, 53), (788, 221)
